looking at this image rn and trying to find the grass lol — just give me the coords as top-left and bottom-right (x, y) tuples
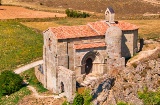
(138, 88), (160, 105)
(20, 68), (48, 93)
(0, 20), (43, 72)
(124, 20), (160, 39)
(21, 17), (99, 31)
(0, 87), (31, 105)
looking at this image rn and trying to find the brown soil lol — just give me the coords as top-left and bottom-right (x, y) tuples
(0, 6), (66, 19)
(18, 95), (65, 105)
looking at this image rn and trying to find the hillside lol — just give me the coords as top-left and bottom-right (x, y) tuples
(1, 0), (160, 19)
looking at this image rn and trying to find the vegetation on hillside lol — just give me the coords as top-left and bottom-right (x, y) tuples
(0, 20), (43, 72)
(0, 87), (30, 105)
(138, 87), (160, 105)
(63, 89), (92, 105)
(20, 68), (47, 93)
(17, 0), (160, 17)
(0, 70), (23, 96)
(65, 9), (90, 18)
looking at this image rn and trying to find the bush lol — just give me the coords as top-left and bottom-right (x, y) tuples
(82, 89), (93, 105)
(65, 9), (90, 18)
(138, 88), (160, 105)
(117, 101), (128, 105)
(62, 100), (69, 105)
(73, 93), (84, 105)
(0, 70), (23, 96)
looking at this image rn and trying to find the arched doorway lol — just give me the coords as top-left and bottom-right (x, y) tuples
(60, 82), (64, 93)
(85, 58), (93, 75)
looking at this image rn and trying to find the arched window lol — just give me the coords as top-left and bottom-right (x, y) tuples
(60, 82), (64, 93)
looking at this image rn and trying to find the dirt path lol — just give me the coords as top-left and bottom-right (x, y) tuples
(27, 85), (64, 99)
(14, 60), (43, 74)
(0, 6), (66, 19)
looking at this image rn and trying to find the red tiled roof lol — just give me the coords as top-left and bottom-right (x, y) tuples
(112, 21), (139, 31)
(74, 42), (106, 49)
(87, 21), (109, 35)
(50, 25), (99, 39)
(49, 21), (139, 39)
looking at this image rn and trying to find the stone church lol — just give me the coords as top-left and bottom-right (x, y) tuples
(35, 7), (139, 101)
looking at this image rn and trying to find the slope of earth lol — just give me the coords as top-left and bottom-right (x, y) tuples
(0, 6), (66, 19)
(2, 0), (160, 19)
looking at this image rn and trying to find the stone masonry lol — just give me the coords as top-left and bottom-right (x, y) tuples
(35, 7), (139, 102)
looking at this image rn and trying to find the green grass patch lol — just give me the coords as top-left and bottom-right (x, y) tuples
(0, 87), (31, 105)
(21, 68), (48, 93)
(0, 20), (43, 71)
(138, 87), (160, 105)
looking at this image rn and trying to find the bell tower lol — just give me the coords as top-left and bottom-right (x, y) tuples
(105, 7), (115, 24)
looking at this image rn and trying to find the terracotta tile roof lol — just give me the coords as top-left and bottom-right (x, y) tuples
(49, 20), (139, 39)
(74, 42), (106, 49)
(112, 21), (139, 31)
(88, 21), (139, 35)
(50, 25), (99, 39)
(87, 21), (109, 35)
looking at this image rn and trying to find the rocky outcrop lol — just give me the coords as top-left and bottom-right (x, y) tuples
(104, 58), (160, 105)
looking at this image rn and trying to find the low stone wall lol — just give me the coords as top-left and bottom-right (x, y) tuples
(57, 66), (76, 102)
(35, 65), (45, 85)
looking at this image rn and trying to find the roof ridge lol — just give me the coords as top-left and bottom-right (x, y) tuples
(87, 22), (100, 35)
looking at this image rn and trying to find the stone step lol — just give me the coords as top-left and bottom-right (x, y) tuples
(81, 82), (87, 86)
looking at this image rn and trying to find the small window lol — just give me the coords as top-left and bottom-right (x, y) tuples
(61, 82), (64, 93)
(48, 38), (52, 50)
(38, 64), (43, 74)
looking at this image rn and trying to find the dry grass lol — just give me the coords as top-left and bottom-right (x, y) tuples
(21, 22), (61, 31)
(21, 17), (99, 31)
(123, 20), (160, 39)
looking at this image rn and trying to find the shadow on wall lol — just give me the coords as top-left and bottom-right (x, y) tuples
(139, 38), (144, 52)
(121, 34), (131, 64)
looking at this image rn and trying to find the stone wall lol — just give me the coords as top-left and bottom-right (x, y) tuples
(35, 65), (45, 85)
(57, 66), (76, 102)
(121, 30), (138, 58)
(43, 29), (58, 93)
(74, 47), (107, 75)
(57, 36), (105, 71)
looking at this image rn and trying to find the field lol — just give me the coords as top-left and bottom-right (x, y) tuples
(0, 20), (43, 72)
(2, 0), (160, 19)
(0, 6), (66, 19)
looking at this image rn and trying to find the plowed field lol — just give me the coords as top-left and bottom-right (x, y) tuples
(0, 6), (66, 19)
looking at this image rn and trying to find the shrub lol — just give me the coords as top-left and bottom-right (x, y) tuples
(82, 89), (93, 105)
(117, 101), (128, 105)
(73, 93), (84, 105)
(65, 9), (90, 18)
(0, 70), (23, 96)
(62, 100), (69, 105)
(138, 88), (160, 105)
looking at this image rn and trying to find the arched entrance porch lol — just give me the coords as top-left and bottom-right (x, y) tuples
(81, 51), (104, 75)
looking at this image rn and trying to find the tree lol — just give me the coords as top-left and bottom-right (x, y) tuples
(0, 70), (23, 96)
